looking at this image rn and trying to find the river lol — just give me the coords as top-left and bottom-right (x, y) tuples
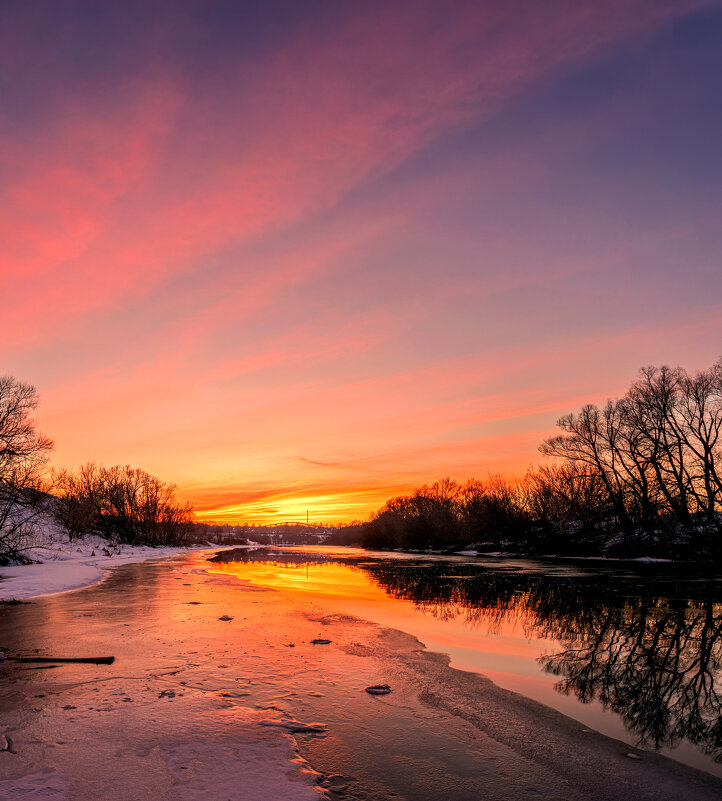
(1, 546), (721, 800)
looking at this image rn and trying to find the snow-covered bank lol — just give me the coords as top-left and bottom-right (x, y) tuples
(454, 549), (676, 562)
(0, 532), (224, 601)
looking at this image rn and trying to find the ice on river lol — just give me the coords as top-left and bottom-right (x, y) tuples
(0, 739), (322, 800)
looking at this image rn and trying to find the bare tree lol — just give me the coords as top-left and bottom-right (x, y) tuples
(674, 362), (722, 528)
(52, 464), (100, 541)
(541, 359), (722, 556)
(0, 376), (53, 563)
(458, 476), (530, 549)
(359, 359), (722, 558)
(54, 462), (194, 546)
(540, 402), (635, 535)
(524, 463), (611, 552)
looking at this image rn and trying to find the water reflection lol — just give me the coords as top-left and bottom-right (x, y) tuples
(211, 548), (722, 761)
(541, 594), (722, 758)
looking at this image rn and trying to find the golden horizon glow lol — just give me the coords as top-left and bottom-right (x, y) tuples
(190, 470), (537, 525)
(192, 483), (432, 525)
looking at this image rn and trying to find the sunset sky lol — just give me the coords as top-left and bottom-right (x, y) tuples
(3, 1), (722, 523)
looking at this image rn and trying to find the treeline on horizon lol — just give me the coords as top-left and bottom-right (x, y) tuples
(52, 462), (195, 547)
(330, 359), (722, 561)
(4, 357), (722, 564)
(0, 375), (195, 564)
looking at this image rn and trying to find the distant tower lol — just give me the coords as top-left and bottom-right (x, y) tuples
(306, 509), (309, 525)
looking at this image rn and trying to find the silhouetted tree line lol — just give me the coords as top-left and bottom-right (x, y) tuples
(356, 359), (722, 560)
(5, 358), (722, 561)
(53, 462), (194, 547)
(0, 374), (194, 562)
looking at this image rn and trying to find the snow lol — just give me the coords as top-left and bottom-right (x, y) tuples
(0, 524), (225, 601)
(0, 770), (68, 800)
(453, 550), (677, 563)
(0, 741), (323, 801)
(630, 556), (673, 563)
(552, 554), (676, 563)
(0, 521), (325, 800)
(163, 741), (322, 801)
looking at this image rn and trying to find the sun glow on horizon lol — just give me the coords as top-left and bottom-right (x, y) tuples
(193, 486), (411, 525)
(190, 467), (538, 525)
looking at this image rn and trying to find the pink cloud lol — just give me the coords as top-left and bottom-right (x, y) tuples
(3, 1), (707, 349)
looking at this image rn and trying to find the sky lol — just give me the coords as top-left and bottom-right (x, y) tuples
(2, 0), (722, 524)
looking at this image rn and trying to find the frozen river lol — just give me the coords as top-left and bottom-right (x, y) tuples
(1, 546), (720, 800)
(211, 546), (722, 777)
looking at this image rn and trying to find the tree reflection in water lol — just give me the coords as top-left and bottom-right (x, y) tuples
(211, 549), (722, 760)
(540, 592), (722, 758)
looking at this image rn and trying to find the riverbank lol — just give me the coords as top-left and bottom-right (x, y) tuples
(394, 545), (691, 563)
(0, 532), (228, 600)
(0, 552), (323, 801)
(1, 550), (720, 800)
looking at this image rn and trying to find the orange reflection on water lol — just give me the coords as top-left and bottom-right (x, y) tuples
(207, 556), (547, 661)
(207, 560), (394, 604)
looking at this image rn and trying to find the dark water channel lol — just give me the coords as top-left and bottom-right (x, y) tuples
(211, 547), (722, 777)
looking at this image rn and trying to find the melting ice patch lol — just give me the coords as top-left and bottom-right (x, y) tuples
(165, 741), (322, 800)
(0, 770), (68, 799)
